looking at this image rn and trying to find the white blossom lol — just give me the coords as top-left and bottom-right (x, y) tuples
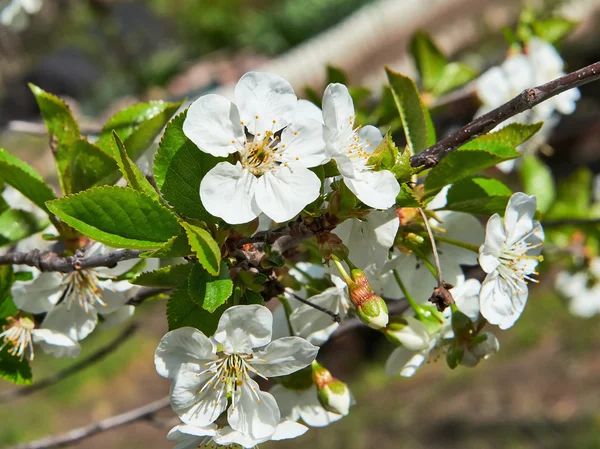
(0, 316), (79, 360)
(10, 243), (141, 341)
(0, 0), (42, 29)
(154, 305), (318, 441)
(556, 258), (600, 318)
(270, 384), (343, 428)
(478, 193), (544, 329)
(322, 83), (399, 209)
(184, 72), (327, 224)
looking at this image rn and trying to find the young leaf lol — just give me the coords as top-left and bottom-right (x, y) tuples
(69, 139), (119, 193)
(132, 263), (192, 287)
(112, 131), (160, 200)
(432, 62), (478, 96)
(140, 230), (192, 258)
(181, 222), (221, 276)
(396, 184), (421, 207)
(442, 177), (512, 215)
(520, 154), (555, 214)
(532, 17), (577, 44)
(188, 262), (233, 313)
(409, 30), (448, 92)
(154, 111), (219, 222)
(0, 209), (49, 246)
(46, 186), (181, 249)
(385, 67), (436, 154)
(424, 123), (541, 191)
(167, 277), (224, 334)
(546, 167), (592, 220)
(326, 65), (349, 85)
(0, 149), (56, 214)
(96, 101), (183, 161)
(29, 84), (80, 194)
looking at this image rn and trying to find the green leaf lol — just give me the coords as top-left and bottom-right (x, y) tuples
(424, 123), (541, 191)
(181, 222), (221, 276)
(154, 111), (220, 222)
(29, 84), (80, 194)
(546, 167), (592, 220)
(69, 139), (119, 193)
(140, 230), (193, 258)
(188, 262), (233, 313)
(0, 265), (15, 316)
(0, 209), (49, 246)
(0, 347), (32, 385)
(520, 154), (555, 214)
(396, 184), (421, 207)
(243, 289), (265, 306)
(46, 186), (181, 249)
(385, 67), (436, 154)
(442, 177), (512, 215)
(532, 18), (577, 44)
(167, 277), (224, 334)
(409, 30), (448, 92)
(131, 263), (191, 287)
(96, 101), (182, 161)
(0, 149), (56, 214)
(326, 65), (349, 85)
(112, 132), (160, 200)
(432, 62), (478, 96)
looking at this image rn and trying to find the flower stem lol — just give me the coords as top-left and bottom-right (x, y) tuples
(278, 296), (295, 336)
(431, 234), (480, 253)
(392, 269), (425, 319)
(332, 257), (353, 285)
(418, 208), (443, 287)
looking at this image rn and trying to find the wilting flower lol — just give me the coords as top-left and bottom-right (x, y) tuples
(0, 316), (79, 360)
(184, 71), (327, 224)
(155, 305), (318, 441)
(478, 193), (544, 329)
(166, 420), (307, 449)
(322, 83), (399, 209)
(11, 243), (141, 341)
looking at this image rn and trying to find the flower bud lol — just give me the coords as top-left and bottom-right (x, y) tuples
(348, 269), (388, 329)
(312, 361), (354, 416)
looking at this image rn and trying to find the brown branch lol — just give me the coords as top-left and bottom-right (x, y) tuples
(7, 396), (171, 449)
(411, 61), (600, 168)
(0, 249), (145, 273)
(127, 287), (172, 306)
(542, 217), (600, 228)
(0, 323), (138, 403)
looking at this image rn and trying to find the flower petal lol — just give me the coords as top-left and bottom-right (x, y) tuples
(100, 305), (135, 328)
(479, 271), (527, 329)
(451, 278), (481, 321)
(478, 214), (505, 273)
(11, 271), (65, 314)
(251, 336), (318, 377)
(343, 170), (399, 209)
(294, 99), (323, 123)
(358, 125), (383, 154)
(183, 94), (245, 157)
(167, 423), (217, 449)
(503, 193), (537, 247)
(255, 166), (320, 223)
(270, 420), (309, 441)
(155, 327), (217, 379)
(97, 280), (133, 314)
(32, 328), (80, 358)
(200, 162), (261, 225)
(322, 83), (355, 135)
(227, 378), (280, 440)
(279, 118), (327, 168)
(385, 347), (427, 378)
(214, 305), (273, 354)
(171, 364), (227, 427)
(41, 302), (98, 341)
(235, 72), (297, 136)
(436, 211), (484, 265)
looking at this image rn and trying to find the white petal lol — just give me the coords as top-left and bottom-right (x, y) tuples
(155, 327), (217, 379)
(171, 365), (227, 427)
(385, 347), (426, 377)
(100, 305), (135, 328)
(279, 118), (327, 167)
(214, 305), (272, 354)
(389, 316), (432, 351)
(358, 125), (383, 152)
(96, 280), (132, 314)
(478, 214), (505, 273)
(322, 83), (355, 135)
(343, 170), (399, 209)
(213, 426), (264, 448)
(11, 271), (65, 314)
(290, 287), (345, 344)
(183, 94), (245, 157)
(88, 243), (140, 277)
(503, 193), (537, 247)
(251, 336), (318, 377)
(32, 328), (80, 358)
(479, 271), (527, 329)
(451, 278), (481, 321)
(272, 385), (341, 428)
(167, 423), (217, 447)
(227, 378), (280, 440)
(41, 302), (98, 341)
(436, 211), (484, 265)
(271, 420), (309, 440)
(294, 100), (323, 123)
(200, 162), (261, 225)
(255, 166), (320, 223)
(235, 72), (297, 136)
(475, 66), (513, 108)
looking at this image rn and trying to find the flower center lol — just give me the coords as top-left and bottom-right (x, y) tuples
(0, 317), (35, 360)
(497, 232), (543, 292)
(240, 133), (279, 176)
(342, 115), (373, 167)
(63, 270), (110, 312)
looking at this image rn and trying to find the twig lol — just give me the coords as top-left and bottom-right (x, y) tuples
(418, 208), (443, 286)
(7, 396), (171, 449)
(411, 61), (600, 168)
(0, 323), (138, 403)
(127, 287), (172, 306)
(542, 217), (600, 228)
(285, 289), (342, 324)
(0, 249), (145, 273)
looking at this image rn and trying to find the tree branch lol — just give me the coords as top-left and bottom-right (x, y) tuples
(411, 61), (600, 168)
(541, 217), (600, 228)
(0, 249), (145, 273)
(7, 396), (171, 449)
(0, 323), (138, 403)
(127, 287), (172, 306)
